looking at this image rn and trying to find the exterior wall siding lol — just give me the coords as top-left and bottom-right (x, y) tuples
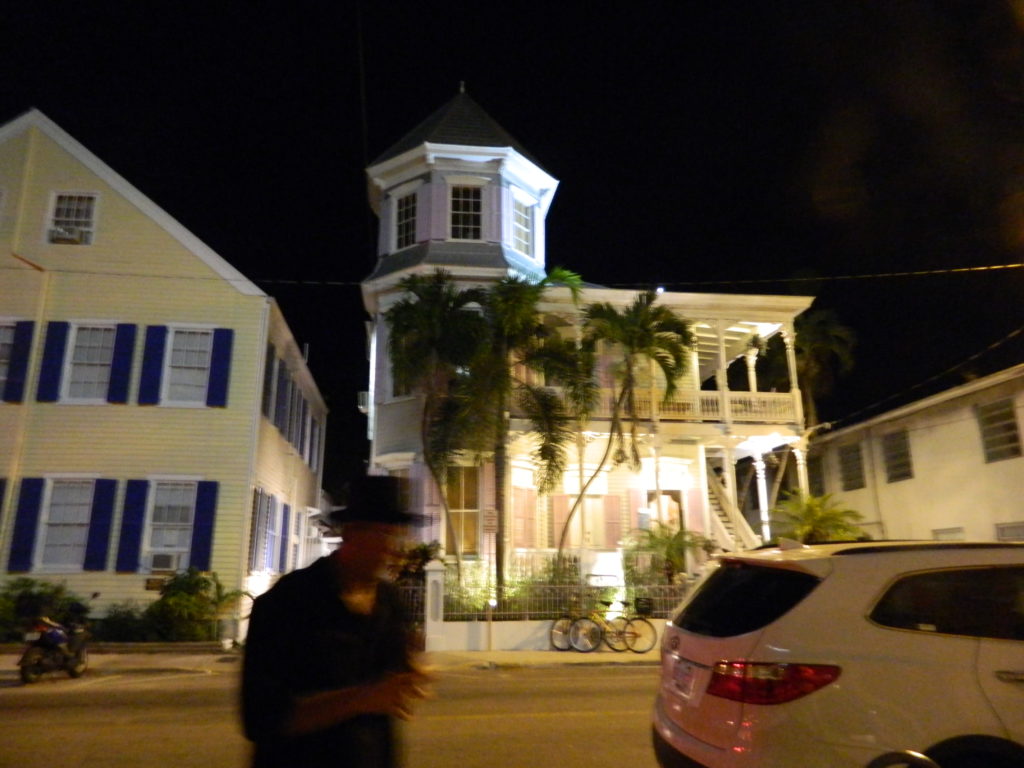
(812, 370), (1024, 542)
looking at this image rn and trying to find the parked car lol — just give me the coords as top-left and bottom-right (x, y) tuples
(652, 541), (1024, 768)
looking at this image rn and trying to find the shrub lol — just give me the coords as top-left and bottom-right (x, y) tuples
(93, 602), (150, 642)
(0, 578), (88, 641)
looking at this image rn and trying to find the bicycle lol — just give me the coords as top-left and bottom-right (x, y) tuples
(569, 599), (658, 654)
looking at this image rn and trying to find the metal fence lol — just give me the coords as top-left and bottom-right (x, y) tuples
(429, 581), (693, 622)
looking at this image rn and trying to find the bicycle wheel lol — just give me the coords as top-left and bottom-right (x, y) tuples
(550, 616), (573, 651)
(625, 617), (657, 653)
(569, 617), (601, 653)
(603, 616), (629, 652)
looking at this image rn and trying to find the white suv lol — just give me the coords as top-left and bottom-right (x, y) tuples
(652, 541), (1024, 768)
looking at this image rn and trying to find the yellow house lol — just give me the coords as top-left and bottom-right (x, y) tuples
(0, 110), (327, 635)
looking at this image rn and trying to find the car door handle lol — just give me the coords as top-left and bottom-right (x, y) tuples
(995, 670), (1024, 684)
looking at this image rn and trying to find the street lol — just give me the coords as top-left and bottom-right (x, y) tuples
(0, 660), (660, 768)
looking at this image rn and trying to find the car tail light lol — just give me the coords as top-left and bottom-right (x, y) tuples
(706, 661), (841, 705)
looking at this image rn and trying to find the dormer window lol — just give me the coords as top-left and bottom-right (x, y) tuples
(450, 186), (482, 240)
(512, 199), (534, 257)
(49, 193), (97, 245)
(395, 193), (417, 250)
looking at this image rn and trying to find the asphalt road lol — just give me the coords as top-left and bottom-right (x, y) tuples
(0, 661), (661, 768)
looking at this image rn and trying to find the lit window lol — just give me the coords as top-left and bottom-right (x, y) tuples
(512, 199), (533, 256)
(446, 466), (480, 555)
(66, 325), (115, 400)
(148, 482), (196, 571)
(396, 193), (417, 250)
(41, 480), (94, 567)
(882, 429), (913, 483)
(976, 399), (1021, 463)
(450, 186), (481, 240)
(167, 329), (213, 403)
(838, 443), (865, 491)
(49, 193), (96, 245)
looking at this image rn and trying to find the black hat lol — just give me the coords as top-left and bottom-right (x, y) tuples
(325, 475), (421, 529)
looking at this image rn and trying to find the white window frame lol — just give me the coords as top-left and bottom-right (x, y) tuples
(0, 319), (16, 394)
(143, 477), (199, 573)
(264, 496), (281, 572)
(61, 321), (117, 403)
(395, 192), (417, 251)
(932, 526), (965, 541)
(446, 466), (481, 556)
(510, 187), (536, 259)
(35, 476), (98, 572)
(161, 325), (214, 407)
(47, 191), (99, 245)
(881, 429), (913, 483)
(996, 522), (1024, 541)
(446, 176), (488, 242)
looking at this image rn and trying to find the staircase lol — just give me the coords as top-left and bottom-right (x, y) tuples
(706, 470), (762, 552)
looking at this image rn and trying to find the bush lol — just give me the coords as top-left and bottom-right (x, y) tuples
(0, 578), (89, 641)
(93, 602), (150, 642)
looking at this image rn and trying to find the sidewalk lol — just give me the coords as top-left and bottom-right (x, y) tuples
(1, 642), (660, 680)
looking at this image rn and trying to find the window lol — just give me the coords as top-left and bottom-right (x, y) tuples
(148, 482), (197, 571)
(40, 480), (95, 568)
(450, 186), (482, 240)
(49, 193), (96, 245)
(932, 527), (965, 541)
(996, 522), (1024, 542)
(166, 329), (213, 403)
(396, 193), (417, 250)
(512, 199), (533, 256)
(807, 453), (826, 496)
(446, 466), (480, 555)
(65, 325), (116, 400)
(871, 567), (1024, 640)
(673, 561), (821, 638)
(976, 399), (1021, 463)
(0, 322), (14, 394)
(838, 443), (865, 491)
(882, 429), (913, 483)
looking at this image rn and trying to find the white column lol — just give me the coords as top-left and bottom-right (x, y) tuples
(783, 323), (805, 427)
(745, 345), (759, 392)
(793, 444), (809, 496)
(754, 455), (771, 542)
(716, 321), (732, 425)
(424, 559), (446, 651)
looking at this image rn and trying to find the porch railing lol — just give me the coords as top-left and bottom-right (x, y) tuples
(517, 388), (796, 424)
(398, 581), (693, 624)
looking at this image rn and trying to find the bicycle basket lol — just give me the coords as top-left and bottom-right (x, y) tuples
(634, 597), (654, 616)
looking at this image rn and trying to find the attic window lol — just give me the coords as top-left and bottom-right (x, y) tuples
(395, 193), (417, 250)
(450, 186), (482, 240)
(512, 199), (533, 256)
(49, 193), (96, 245)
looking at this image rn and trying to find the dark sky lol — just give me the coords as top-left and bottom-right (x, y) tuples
(5, 2), (1024, 493)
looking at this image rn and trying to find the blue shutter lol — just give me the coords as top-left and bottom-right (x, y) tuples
(190, 481), (218, 571)
(8, 478), (44, 572)
(138, 325), (167, 405)
(264, 495), (278, 570)
(116, 480), (148, 572)
(2, 321), (34, 403)
(36, 322), (69, 402)
(206, 328), (233, 407)
(107, 324), (137, 404)
(83, 479), (116, 571)
(247, 489), (266, 572)
(279, 504), (291, 571)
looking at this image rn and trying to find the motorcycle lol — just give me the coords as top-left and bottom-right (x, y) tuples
(19, 609), (90, 684)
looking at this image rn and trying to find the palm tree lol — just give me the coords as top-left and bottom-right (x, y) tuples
(771, 491), (864, 544)
(556, 291), (694, 559)
(625, 522), (712, 584)
(470, 268), (582, 593)
(385, 270), (488, 578)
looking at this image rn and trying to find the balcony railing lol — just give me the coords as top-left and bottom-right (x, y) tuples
(520, 388), (797, 424)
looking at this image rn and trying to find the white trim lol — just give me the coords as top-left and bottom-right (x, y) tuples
(44, 190), (99, 246)
(60, 320), (118, 404)
(141, 478), (200, 573)
(33, 477), (98, 572)
(159, 325), (215, 407)
(0, 110), (264, 296)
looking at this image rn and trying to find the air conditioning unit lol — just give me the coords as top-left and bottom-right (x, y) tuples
(150, 553), (180, 571)
(48, 226), (85, 244)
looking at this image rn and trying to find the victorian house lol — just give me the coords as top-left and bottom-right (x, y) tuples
(360, 93), (813, 579)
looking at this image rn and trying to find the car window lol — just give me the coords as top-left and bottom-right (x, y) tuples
(672, 561), (821, 637)
(871, 566), (1024, 641)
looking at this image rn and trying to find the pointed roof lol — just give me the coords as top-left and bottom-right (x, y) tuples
(371, 90), (544, 168)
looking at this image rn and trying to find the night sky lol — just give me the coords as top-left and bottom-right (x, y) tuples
(5, 2), (1024, 494)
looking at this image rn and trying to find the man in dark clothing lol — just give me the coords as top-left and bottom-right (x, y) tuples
(242, 476), (433, 768)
